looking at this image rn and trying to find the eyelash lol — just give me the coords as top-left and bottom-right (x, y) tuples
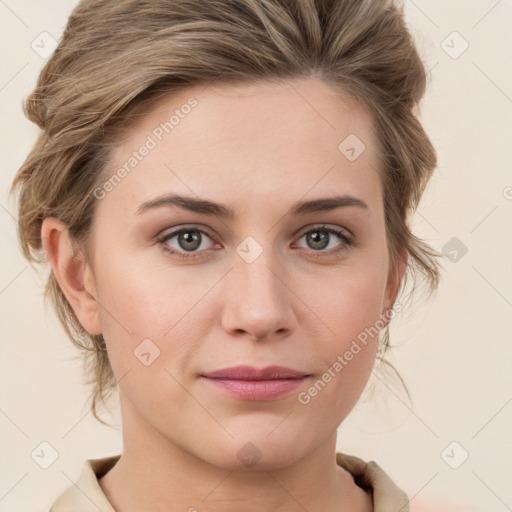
(156, 224), (354, 261)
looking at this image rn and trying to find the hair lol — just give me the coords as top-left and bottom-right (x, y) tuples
(10, 0), (442, 427)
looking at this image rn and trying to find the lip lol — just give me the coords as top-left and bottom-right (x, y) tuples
(201, 365), (308, 380)
(200, 365), (311, 401)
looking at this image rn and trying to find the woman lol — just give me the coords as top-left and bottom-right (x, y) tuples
(10, 0), (441, 510)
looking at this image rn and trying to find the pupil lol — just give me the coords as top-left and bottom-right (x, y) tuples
(180, 230), (200, 251)
(308, 230), (328, 250)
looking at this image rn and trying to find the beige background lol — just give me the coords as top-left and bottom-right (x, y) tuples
(1, 1), (511, 511)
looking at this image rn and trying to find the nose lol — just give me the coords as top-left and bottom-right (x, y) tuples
(220, 248), (296, 342)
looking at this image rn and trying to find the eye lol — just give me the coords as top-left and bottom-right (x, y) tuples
(157, 227), (218, 259)
(293, 225), (353, 258)
(156, 224), (353, 261)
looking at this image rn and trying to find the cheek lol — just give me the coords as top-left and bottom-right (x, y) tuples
(92, 259), (166, 361)
(93, 256), (214, 380)
(92, 264), (197, 417)
(296, 304), (383, 427)
(303, 262), (387, 343)
(296, 266), (386, 408)
(95, 253), (185, 330)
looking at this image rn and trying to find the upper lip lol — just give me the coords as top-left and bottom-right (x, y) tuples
(201, 365), (309, 380)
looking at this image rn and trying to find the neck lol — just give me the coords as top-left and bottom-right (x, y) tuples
(98, 398), (372, 512)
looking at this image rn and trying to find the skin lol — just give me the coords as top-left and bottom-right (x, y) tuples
(42, 77), (407, 512)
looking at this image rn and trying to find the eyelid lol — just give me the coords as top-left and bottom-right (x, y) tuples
(295, 223), (353, 239)
(156, 223), (218, 240)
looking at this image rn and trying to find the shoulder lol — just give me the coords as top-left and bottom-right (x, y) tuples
(336, 452), (472, 512)
(49, 455), (120, 512)
(336, 452), (410, 510)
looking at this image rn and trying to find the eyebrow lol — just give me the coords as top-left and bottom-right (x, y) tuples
(136, 193), (369, 218)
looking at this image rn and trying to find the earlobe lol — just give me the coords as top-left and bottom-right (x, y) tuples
(41, 217), (102, 335)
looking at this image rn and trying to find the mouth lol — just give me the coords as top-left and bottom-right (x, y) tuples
(200, 365), (311, 401)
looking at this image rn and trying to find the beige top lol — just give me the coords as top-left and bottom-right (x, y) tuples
(49, 452), (410, 512)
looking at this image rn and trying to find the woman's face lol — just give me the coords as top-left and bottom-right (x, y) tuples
(77, 78), (403, 469)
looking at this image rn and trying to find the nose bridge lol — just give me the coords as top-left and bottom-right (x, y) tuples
(239, 249), (280, 299)
(222, 236), (294, 340)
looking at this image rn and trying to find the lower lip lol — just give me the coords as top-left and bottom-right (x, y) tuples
(202, 377), (309, 401)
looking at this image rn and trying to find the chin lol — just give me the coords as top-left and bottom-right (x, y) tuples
(198, 431), (314, 472)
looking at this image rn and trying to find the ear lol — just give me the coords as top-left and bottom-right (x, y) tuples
(384, 244), (408, 312)
(41, 217), (102, 335)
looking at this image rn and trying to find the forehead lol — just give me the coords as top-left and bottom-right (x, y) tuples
(98, 77), (382, 218)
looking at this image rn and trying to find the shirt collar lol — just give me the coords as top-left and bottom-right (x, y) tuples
(50, 452), (409, 512)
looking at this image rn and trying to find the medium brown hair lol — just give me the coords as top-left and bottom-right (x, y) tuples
(10, 0), (442, 426)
